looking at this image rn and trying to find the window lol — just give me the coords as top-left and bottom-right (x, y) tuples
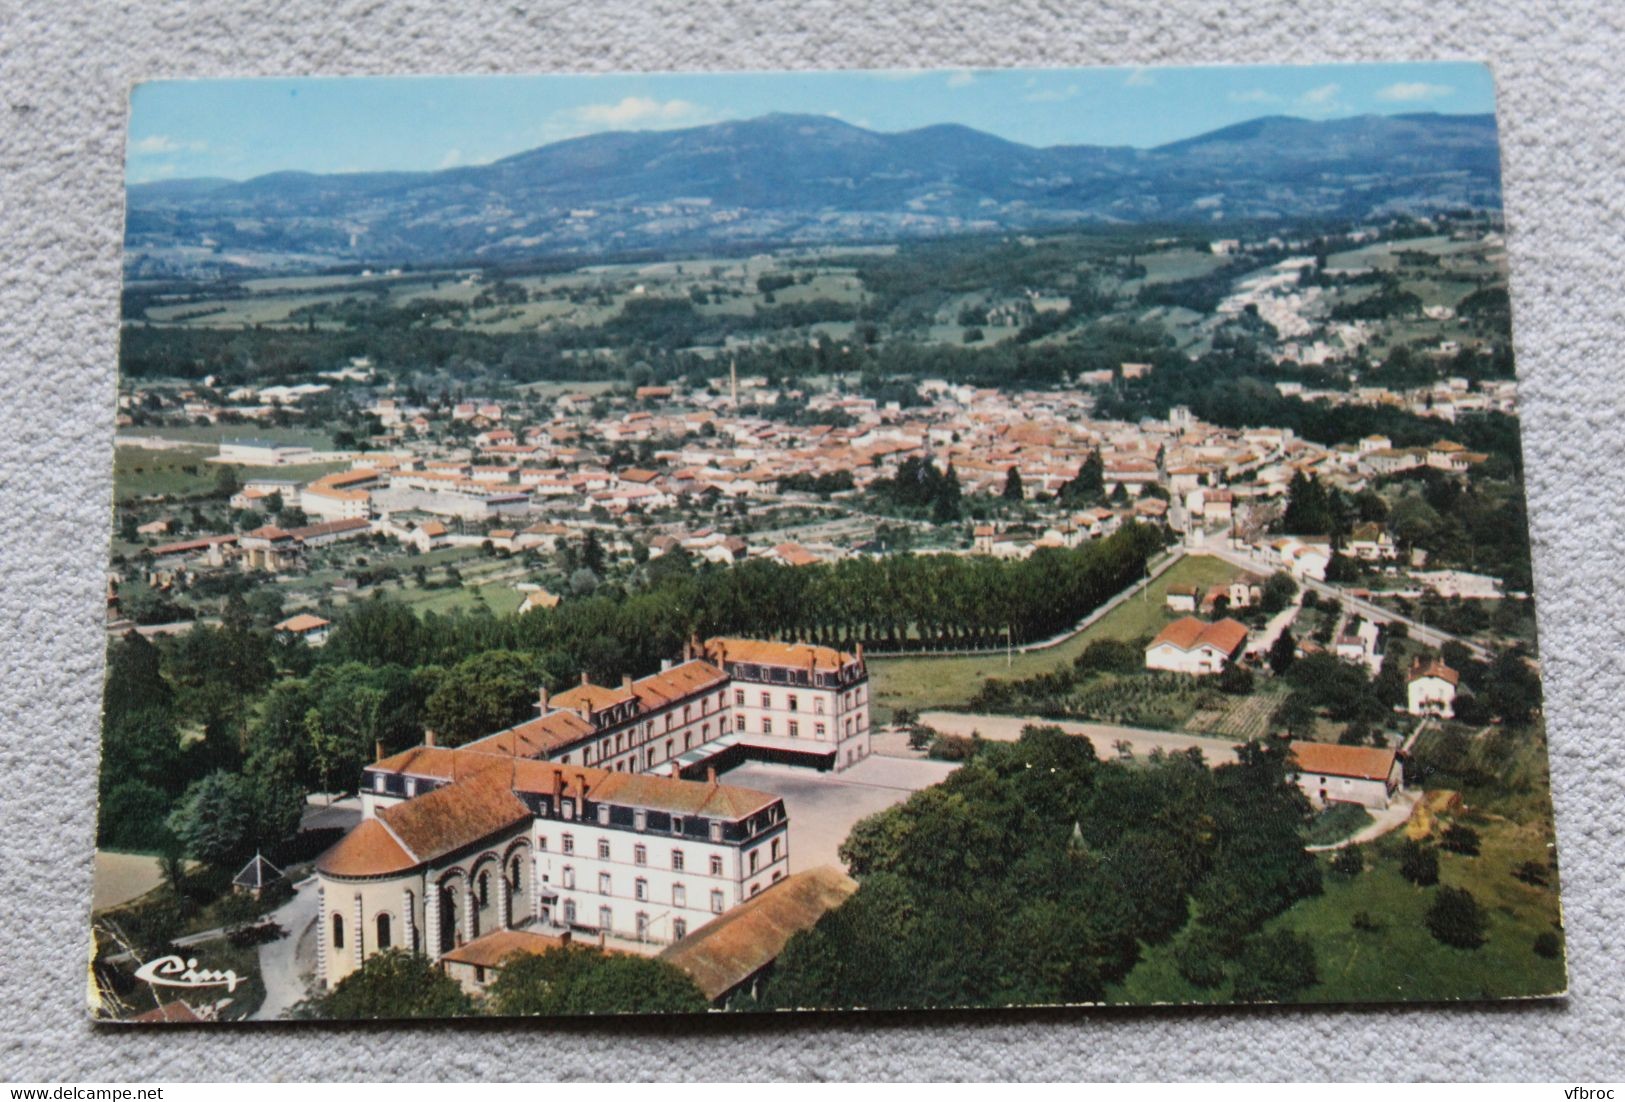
(597, 838), (610, 859)
(477, 871), (490, 908)
(372, 774), (385, 793)
(816, 723), (826, 737)
(672, 816), (684, 834)
(709, 821), (722, 843)
(598, 872), (612, 895)
(683, 704), (691, 722)
(562, 866), (575, 889)
(673, 918), (687, 940)
(634, 844), (647, 866)
(710, 890), (724, 914)
(563, 899), (576, 924)
(664, 739), (672, 760)
(771, 838), (782, 862)
(788, 721), (799, 738)
(596, 805), (609, 825)
(598, 905), (613, 930)
(749, 849), (760, 874)
(734, 690), (745, 707)
(672, 849), (685, 872)
(672, 883), (686, 908)
(762, 718), (772, 735)
(636, 912), (649, 941)
(709, 855), (723, 876)
(331, 913), (344, 950)
(562, 833), (574, 854)
(788, 693), (798, 711)
(760, 692), (771, 708)
(665, 714), (673, 731)
(537, 835), (548, 852)
(815, 698), (825, 714)
(510, 857), (523, 890)
(635, 878), (648, 901)
(635, 809), (647, 831)
(376, 912), (392, 949)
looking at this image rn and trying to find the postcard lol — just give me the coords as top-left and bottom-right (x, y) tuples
(91, 62), (1564, 1023)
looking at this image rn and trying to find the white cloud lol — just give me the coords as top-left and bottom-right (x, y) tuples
(438, 148), (464, 169)
(1025, 83), (1080, 103)
(1299, 83), (1341, 106)
(573, 96), (706, 127)
(1123, 67), (1156, 88)
(1228, 88), (1282, 105)
(131, 134), (206, 155)
(946, 71), (976, 88)
(1376, 81), (1455, 102)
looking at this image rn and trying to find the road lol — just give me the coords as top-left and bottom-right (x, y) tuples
(1201, 543), (1491, 661)
(254, 876), (321, 1020)
(919, 710), (1245, 765)
(1305, 790), (1420, 852)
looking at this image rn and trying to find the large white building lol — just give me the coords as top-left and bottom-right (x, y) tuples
(316, 635), (870, 989)
(1287, 741), (1403, 811)
(1144, 616), (1249, 675)
(1407, 657), (1460, 718)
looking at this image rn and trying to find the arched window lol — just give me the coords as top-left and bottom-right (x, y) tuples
(510, 856), (522, 891)
(438, 887), (457, 954)
(376, 912), (392, 950)
(478, 870), (490, 908)
(331, 913), (345, 950)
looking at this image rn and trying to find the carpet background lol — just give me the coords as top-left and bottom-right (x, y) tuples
(3, 0), (1622, 1081)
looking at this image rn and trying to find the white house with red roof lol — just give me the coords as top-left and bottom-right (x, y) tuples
(1407, 657), (1460, 717)
(1144, 617), (1249, 675)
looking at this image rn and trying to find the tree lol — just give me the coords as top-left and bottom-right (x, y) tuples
(1217, 663), (1254, 695)
(422, 650), (543, 746)
(1268, 629), (1297, 676)
(487, 947), (708, 1016)
(214, 464), (241, 499)
(1425, 886), (1488, 949)
(1001, 466), (1024, 502)
(1329, 845), (1364, 878)
(1399, 841), (1440, 886)
(1273, 690), (1315, 735)
(1230, 929), (1318, 1002)
(1440, 824), (1481, 856)
(166, 771), (259, 869)
(307, 949), (473, 1019)
(1260, 572), (1298, 614)
(1060, 449), (1105, 504)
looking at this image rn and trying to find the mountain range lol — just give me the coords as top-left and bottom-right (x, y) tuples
(124, 111), (1503, 275)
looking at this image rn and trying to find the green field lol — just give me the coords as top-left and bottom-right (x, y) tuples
(1109, 807), (1565, 1005)
(115, 446), (345, 500)
(867, 552), (1250, 721)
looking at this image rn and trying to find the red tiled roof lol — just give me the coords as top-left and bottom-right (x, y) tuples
(275, 613), (330, 633)
(316, 818), (418, 878)
(658, 866), (857, 1001)
(1288, 741), (1399, 783)
(1147, 616), (1248, 656)
(703, 637), (856, 672)
(376, 769), (530, 864)
(129, 999), (203, 1024)
(1408, 658), (1460, 687)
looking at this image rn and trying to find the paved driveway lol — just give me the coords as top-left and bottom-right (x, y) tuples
(721, 756), (959, 874)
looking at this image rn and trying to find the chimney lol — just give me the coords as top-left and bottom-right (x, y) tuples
(552, 767), (564, 795)
(707, 767), (718, 788)
(374, 739), (386, 763)
(423, 728), (437, 748)
(660, 658), (673, 672)
(577, 775), (589, 816)
(537, 686), (550, 715)
(622, 674), (633, 694)
(580, 671), (589, 686)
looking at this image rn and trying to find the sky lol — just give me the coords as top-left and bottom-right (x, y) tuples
(126, 62), (1496, 184)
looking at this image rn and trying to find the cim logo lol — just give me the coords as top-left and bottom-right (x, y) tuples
(132, 954), (243, 993)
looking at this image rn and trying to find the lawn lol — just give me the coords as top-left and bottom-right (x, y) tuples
(868, 553), (1249, 722)
(1108, 800), (1565, 1006)
(1304, 802), (1374, 846)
